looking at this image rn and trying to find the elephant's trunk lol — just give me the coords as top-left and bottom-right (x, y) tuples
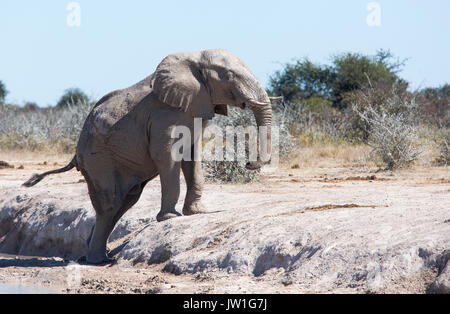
(246, 103), (272, 170)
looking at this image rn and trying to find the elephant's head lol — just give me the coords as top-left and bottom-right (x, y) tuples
(151, 49), (274, 169)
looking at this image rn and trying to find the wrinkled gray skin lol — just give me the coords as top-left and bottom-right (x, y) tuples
(23, 49), (273, 264)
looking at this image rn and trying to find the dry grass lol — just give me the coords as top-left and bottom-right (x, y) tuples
(284, 140), (444, 171)
(1, 140), (444, 179)
(0, 101), (92, 153)
(0, 150), (73, 166)
(286, 142), (373, 169)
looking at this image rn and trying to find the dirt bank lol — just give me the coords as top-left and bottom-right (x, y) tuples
(0, 155), (449, 293)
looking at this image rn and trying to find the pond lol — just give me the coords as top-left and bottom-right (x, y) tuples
(0, 283), (56, 294)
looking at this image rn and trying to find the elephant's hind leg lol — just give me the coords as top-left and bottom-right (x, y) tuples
(83, 169), (126, 264)
(111, 180), (150, 227)
(85, 179), (149, 264)
(85, 188), (119, 264)
(88, 212), (115, 264)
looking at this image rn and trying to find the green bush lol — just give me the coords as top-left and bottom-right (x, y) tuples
(269, 59), (334, 103)
(415, 84), (450, 127)
(330, 50), (408, 109)
(0, 80), (8, 104)
(268, 49), (408, 110)
(56, 88), (90, 109)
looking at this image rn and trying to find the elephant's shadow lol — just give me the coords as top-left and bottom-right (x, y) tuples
(0, 255), (69, 268)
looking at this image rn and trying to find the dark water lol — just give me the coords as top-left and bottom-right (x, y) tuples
(0, 253), (43, 259)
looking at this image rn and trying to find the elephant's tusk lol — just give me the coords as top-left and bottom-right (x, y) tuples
(269, 96), (283, 102)
(248, 99), (271, 107)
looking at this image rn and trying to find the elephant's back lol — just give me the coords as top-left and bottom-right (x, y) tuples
(86, 75), (153, 138)
(90, 93), (133, 137)
(76, 75), (153, 160)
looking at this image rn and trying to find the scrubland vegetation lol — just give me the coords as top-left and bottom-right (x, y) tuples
(0, 50), (448, 181)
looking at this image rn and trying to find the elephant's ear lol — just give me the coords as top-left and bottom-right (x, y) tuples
(151, 54), (211, 114)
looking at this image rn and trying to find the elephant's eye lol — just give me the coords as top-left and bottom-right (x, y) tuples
(241, 103), (246, 109)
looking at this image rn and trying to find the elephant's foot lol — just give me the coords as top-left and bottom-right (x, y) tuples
(77, 255), (114, 266)
(156, 209), (182, 222)
(81, 251), (114, 265)
(182, 201), (207, 216)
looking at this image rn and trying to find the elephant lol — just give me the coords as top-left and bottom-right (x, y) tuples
(23, 49), (275, 264)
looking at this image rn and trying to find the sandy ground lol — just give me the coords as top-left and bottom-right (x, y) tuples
(0, 152), (448, 294)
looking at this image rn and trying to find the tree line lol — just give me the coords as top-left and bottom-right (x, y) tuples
(1, 49), (448, 121)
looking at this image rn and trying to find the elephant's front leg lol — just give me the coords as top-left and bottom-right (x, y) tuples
(182, 158), (207, 216)
(150, 120), (185, 222)
(155, 159), (183, 222)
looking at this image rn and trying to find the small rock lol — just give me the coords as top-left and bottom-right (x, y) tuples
(0, 161), (13, 169)
(145, 287), (162, 294)
(16, 194), (30, 203)
(281, 279), (293, 286)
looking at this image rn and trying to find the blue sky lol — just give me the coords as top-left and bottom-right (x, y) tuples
(1, 0), (449, 106)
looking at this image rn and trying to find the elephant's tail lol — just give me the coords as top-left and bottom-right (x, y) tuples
(23, 156), (78, 187)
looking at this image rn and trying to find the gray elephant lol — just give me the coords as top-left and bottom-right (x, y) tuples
(24, 49), (274, 264)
